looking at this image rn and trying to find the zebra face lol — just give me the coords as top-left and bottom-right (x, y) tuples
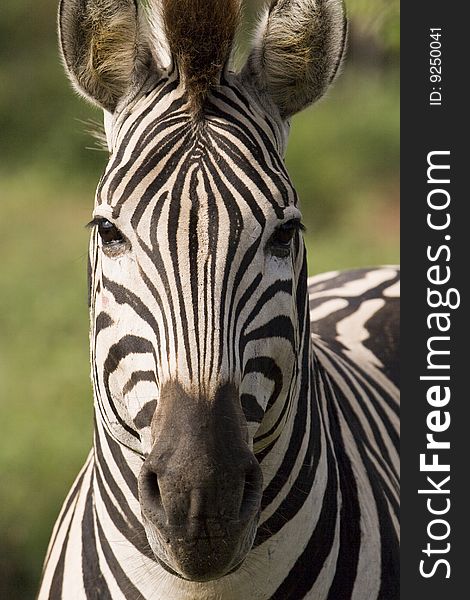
(59, 0), (346, 584)
(88, 76), (306, 580)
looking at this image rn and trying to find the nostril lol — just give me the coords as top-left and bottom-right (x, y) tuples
(240, 462), (263, 521)
(146, 470), (160, 498)
(139, 466), (166, 525)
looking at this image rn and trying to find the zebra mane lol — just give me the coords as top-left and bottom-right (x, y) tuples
(158, 0), (241, 116)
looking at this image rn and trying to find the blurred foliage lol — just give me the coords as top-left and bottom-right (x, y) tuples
(0, 0), (399, 598)
(348, 0), (400, 56)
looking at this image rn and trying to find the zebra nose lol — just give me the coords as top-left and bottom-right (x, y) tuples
(138, 453), (262, 528)
(136, 381), (263, 580)
(138, 465), (167, 527)
(239, 460), (263, 521)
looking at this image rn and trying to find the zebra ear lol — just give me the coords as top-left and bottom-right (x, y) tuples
(242, 0), (347, 119)
(58, 0), (156, 112)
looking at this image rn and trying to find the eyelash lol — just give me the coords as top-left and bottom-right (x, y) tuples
(267, 219), (305, 258)
(87, 218), (125, 246)
(271, 219), (305, 242)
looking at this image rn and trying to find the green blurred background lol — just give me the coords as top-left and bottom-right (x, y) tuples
(0, 1), (399, 597)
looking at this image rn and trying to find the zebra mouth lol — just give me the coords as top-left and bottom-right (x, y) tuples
(142, 515), (259, 582)
(137, 381), (264, 581)
(153, 552), (245, 582)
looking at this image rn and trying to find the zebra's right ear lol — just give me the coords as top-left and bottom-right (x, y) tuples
(58, 0), (157, 112)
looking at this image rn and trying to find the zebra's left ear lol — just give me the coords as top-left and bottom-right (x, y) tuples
(58, 0), (158, 112)
(242, 0), (347, 119)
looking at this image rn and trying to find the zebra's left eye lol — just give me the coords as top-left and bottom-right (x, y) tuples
(270, 219), (304, 253)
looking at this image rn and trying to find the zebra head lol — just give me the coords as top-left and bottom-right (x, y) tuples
(59, 0), (346, 583)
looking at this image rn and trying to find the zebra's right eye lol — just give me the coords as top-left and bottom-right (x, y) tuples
(87, 218), (125, 246)
(97, 219), (124, 246)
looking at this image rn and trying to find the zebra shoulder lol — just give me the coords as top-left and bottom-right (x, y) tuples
(307, 266), (400, 387)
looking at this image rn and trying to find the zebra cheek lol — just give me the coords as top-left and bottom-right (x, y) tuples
(100, 295), (110, 310)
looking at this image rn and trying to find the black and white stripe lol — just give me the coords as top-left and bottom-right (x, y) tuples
(40, 2), (399, 597)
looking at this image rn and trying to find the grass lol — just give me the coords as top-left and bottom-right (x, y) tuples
(0, 69), (398, 598)
(0, 170), (94, 596)
(287, 70), (400, 273)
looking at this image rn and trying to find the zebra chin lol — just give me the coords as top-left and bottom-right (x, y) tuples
(142, 515), (258, 582)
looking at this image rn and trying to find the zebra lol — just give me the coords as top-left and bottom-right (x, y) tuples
(39, 0), (399, 598)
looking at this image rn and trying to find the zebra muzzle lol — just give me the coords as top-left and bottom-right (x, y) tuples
(137, 381), (263, 581)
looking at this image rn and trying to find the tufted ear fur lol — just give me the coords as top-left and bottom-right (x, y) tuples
(242, 0), (347, 119)
(58, 0), (157, 112)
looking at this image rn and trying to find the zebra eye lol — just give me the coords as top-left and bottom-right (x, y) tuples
(95, 219), (124, 246)
(86, 217), (131, 257)
(270, 219), (303, 251)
